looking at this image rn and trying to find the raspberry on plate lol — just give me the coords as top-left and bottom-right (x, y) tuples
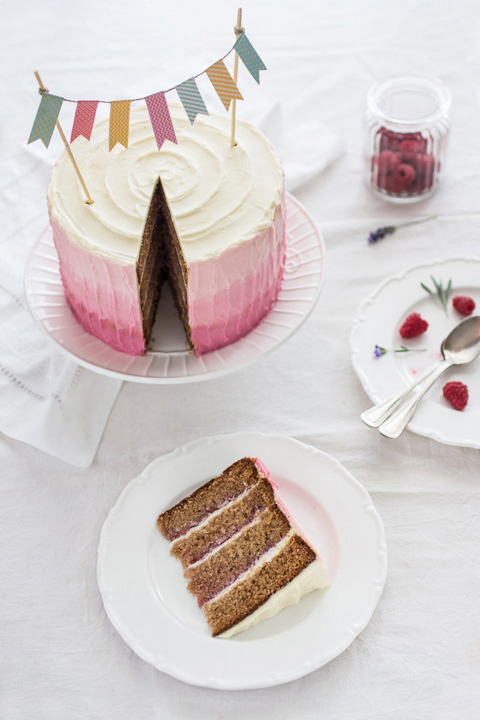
(443, 381), (469, 411)
(452, 295), (476, 316)
(399, 312), (429, 338)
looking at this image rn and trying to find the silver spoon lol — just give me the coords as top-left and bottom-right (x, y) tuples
(361, 316), (480, 431)
(377, 316), (480, 438)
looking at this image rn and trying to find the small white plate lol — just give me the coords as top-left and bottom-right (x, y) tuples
(351, 256), (480, 448)
(24, 194), (324, 384)
(97, 432), (387, 690)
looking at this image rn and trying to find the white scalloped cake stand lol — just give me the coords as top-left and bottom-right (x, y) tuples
(97, 432), (387, 690)
(25, 193), (324, 384)
(350, 256), (480, 448)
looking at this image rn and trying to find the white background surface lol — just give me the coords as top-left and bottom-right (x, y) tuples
(1, 1), (480, 718)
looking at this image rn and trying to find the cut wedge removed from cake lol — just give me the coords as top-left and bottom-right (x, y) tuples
(157, 457), (329, 638)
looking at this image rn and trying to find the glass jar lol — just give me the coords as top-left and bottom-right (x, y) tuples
(365, 74), (451, 203)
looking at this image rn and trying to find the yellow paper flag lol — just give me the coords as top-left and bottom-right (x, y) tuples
(109, 100), (131, 151)
(206, 60), (243, 111)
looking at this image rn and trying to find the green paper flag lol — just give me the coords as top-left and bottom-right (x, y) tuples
(234, 33), (267, 84)
(176, 78), (209, 124)
(28, 93), (63, 147)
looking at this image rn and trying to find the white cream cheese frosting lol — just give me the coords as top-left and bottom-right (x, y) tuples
(218, 559), (329, 639)
(48, 104), (284, 263)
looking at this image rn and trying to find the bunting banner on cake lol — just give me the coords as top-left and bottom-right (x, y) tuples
(29, 32), (266, 150)
(145, 92), (177, 150)
(71, 100), (99, 142)
(109, 100), (131, 151)
(176, 78), (209, 125)
(234, 32), (267, 83)
(28, 93), (63, 147)
(205, 60), (243, 110)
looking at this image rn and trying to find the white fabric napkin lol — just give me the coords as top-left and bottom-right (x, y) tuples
(0, 261), (122, 467)
(254, 102), (344, 192)
(0, 98), (341, 468)
(0, 135), (122, 468)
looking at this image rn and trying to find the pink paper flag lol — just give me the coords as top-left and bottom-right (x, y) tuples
(71, 101), (99, 142)
(145, 92), (177, 150)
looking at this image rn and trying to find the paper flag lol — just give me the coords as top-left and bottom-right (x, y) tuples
(205, 60), (243, 111)
(234, 32), (267, 84)
(145, 92), (177, 150)
(28, 93), (63, 147)
(71, 101), (99, 143)
(109, 100), (131, 151)
(176, 78), (209, 125)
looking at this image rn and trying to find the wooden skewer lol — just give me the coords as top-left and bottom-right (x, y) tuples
(230, 8), (243, 147)
(34, 70), (94, 205)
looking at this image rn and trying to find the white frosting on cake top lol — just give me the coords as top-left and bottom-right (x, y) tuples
(48, 104), (283, 263)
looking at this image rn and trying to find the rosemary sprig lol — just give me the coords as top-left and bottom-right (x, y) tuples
(420, 276), (452, 316)
(396, 345), (427, 353)
(374, 345), (426, 357)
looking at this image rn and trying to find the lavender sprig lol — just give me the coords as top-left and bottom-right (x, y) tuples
(373, 344), (426, 358)
(367, 215), (437, 244)
(368, 226), (396, 243)
(420, 276), (452, 316)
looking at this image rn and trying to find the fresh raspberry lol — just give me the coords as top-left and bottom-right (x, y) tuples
(394, 163), (417, 186)
(381, 175), (407, 194)
(453, 295), (476, 316)
(402, 132), (423, 142)
(376, 150), (401, 172)
(443, 381), (469, 411)
(399, 312), (429, 338)
(379, 128), (402, 152)
(414, 176), (433, 193)
(400, 139), (420, 161)
(403, 133), (427, 153)
(414, 153), (435, 184)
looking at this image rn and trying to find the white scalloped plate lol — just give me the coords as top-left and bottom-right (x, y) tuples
(351, 256), (480, 448)
(24, 194), (324, 384)
(97, 432), (387, 690)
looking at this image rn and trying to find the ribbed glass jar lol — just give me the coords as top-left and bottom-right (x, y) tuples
(365, 75), (451, 203)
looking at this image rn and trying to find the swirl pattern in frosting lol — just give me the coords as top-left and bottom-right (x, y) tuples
(48, 104), (284, 263)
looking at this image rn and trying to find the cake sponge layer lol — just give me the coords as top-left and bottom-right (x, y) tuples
(204, 533), (316, 637)
(157, 458), (260, 541)
(171, 478), (275, 568)
(184, 506), (291, 607)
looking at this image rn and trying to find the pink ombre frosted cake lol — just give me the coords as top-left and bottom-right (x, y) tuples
(47, 104), (286, 356)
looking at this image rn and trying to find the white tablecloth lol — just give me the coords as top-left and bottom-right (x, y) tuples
(2, 1), (480, 718)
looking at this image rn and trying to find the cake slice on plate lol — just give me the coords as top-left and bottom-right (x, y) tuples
(157, 457), (329, 638)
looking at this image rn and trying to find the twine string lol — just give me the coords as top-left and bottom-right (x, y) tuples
(46, 42), (240, 105)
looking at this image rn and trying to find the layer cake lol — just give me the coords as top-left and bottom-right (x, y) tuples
(157, 457), (329, 638)
(48, 105), (286, 356)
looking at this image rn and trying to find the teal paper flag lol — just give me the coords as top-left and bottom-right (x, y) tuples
(234, 33), (267, 84)
(28, 93), (63, 147)
(176, 78), (209, 124)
